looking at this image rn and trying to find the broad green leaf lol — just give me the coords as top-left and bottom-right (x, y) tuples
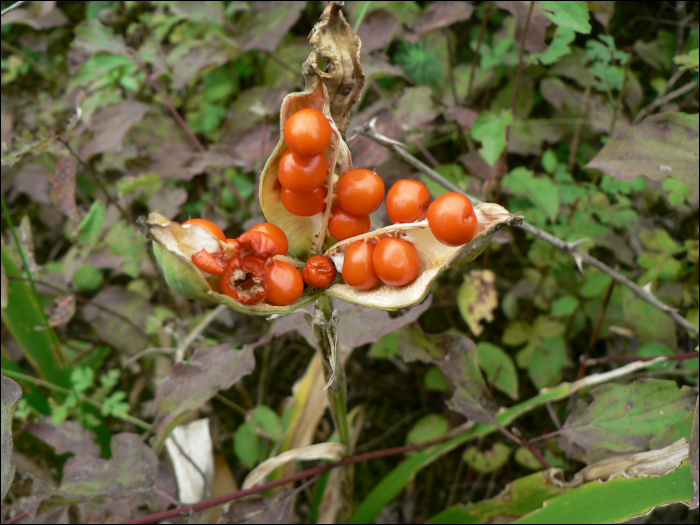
(73, 265), (103, 293)
(550, 295), (579, 317)
(559, 379), (696, 464)
(462, 442), (511, 473)
(529, 26), (576, 65)
(503, 321), (532, 347)
(579, 269), (612, 298)
(368, 331), (400, 359)
(585, 113), (699, 196)
(472, 110), (512, 166)
(73, 19), (128, 55)
(539, 1), (591, 34)
(423, 367), (448, 392)
(639, 228), (682, 254)
(1, 251), (71, 389)
(516, 461), (693, 523)
(77, 200), (106, 248)
(427, 470), (565, 524)
(674, 48), (699, 71)
(663, 177), (691, 206)
(406, 414), (449, 445)
(528, 336), (568, 389)
(515, 446), (546, 470)
(622, 288), (677, 348)
(477, 342), (519, 400)
(235, 421), (261, 470)
(635, 343), (674, 370)
(250, 405), (284, 441)
(504, 168), (560, 222)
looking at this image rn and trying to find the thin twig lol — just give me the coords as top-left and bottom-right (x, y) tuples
(357, 121), (700, 336)
(129, 51), (254, 217)
(1, 0), (26, 18)
(633, 78), (697, 124)
(583, 351), (698, 366)
(122, 431), (462, 525)
(174, 304), (227, 362)
(56, 138), (128, 219)
(568, 83), (592, 173)
(466, 1), (493, 102)
(576, 278), (616, 380)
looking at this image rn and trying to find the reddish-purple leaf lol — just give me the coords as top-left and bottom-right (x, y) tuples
(585, 112), (699, 195)
(50, 156), (79, 222)
(35, 433), (170, 518)
(47, 295), (76, 328)
(240, 2), (307, 53)
(80, 101), (150, 160)
(357, 10), (400, 53)
(26, 416), (100, 457)
(1, 375), (22, 504)
(410, 1), (474, 37)
(690, 395), (699, 509)
(496, 1), (551, 53)
(152, 344), (256, 452)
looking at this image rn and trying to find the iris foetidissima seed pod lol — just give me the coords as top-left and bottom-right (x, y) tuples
(140, 2), (521, 315)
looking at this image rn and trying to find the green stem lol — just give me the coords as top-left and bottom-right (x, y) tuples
(2, 368), (152, 430)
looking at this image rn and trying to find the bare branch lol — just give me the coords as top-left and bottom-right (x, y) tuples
(357, 121), (699, 336)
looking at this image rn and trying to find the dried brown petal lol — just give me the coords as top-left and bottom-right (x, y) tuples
(324, 203), (521, 310)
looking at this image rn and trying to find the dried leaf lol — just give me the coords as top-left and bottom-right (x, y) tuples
(1, 261), (7, 309)
(26, 416), (100, 457)
(219, 488), (298, 525)
(549, 438), (690, 489)
(152, 345), (255, 453)
(1, 375), (22, 504)
(1, 6), (69, 30)
(242, 443), (348, 490)
(50, 156), (79, 221)
(47, 295), (76, 327)
(496, 1), (552, 53)
(164, 418), (214, 504)
(240, 2), (307, 53)
(325, 204), (521, 310)
(458, 269), (497, 336)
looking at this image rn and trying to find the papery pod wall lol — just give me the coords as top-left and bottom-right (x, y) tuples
(141, 213), (321, 315)
(325, 204), (522, 310)
(259, 2), (364, 259)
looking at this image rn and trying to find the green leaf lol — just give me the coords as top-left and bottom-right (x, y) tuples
(634, 343), (675, 370)
(639, 228), (682, 254)
(250, 405), (284, 441)
(514, 446), (545, 470)
(663, 177), (691, 206)
(674, 48), (699, 71)
(234, 421), (260, 470)
(462, 442), (511, 473)
(579, 270), (612, 298)
(516, 461), (693, 524)
(539, 1), (591, 34)
(551, 295), (579, 317)
(428, 470), (565, 524)
(423, 367), (448, 392)
(77, 200), (106, 248)
(477, 342), (519, 400)
(623, 288), (677, 348)
(505, 168), (560, 222)
(585, 113), (699, 196)
(503, 321), (531, 347)
(559, 379), (696, 463)
(472, 110), (512, 166)
(529, 26), (576, 65)
(406, 414), (449, 445)
(369, 331), (400, 359)
(73, 265), (103, 293)
(528, 337), (568, 390)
